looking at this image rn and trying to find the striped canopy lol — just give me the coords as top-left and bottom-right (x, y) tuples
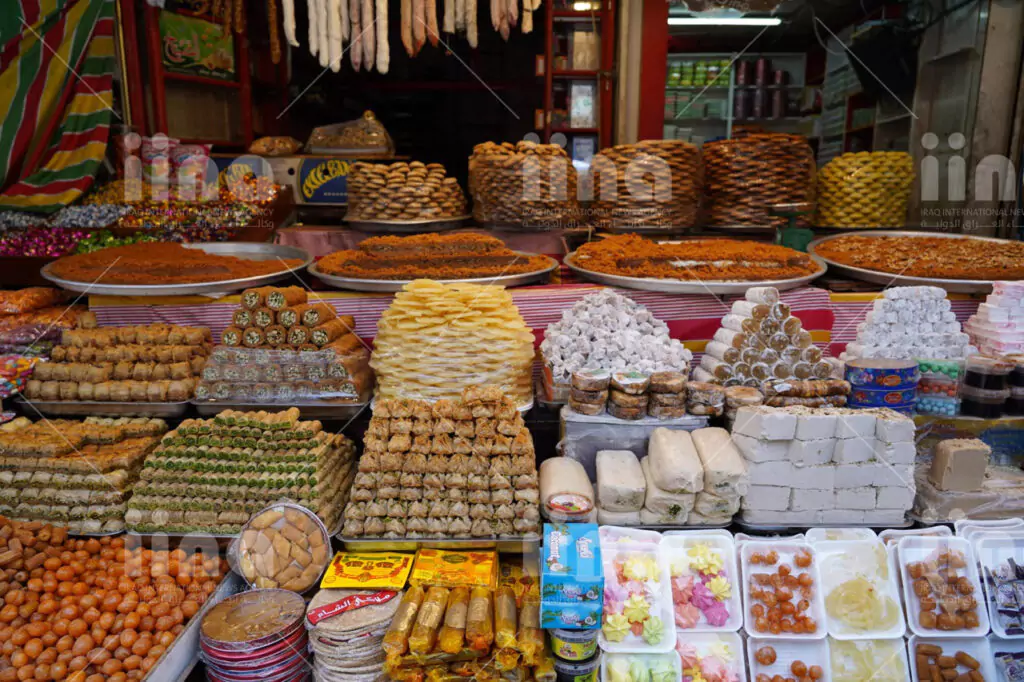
(0, 0), (115, 213)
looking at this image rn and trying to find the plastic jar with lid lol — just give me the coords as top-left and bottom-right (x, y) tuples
(959, 384), (1010, 419)
(963, 355), (1014, 391)
(1008, 386), (1024, 416)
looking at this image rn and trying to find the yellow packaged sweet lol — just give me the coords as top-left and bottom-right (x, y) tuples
(497, 556), (540, 605)
(320, 552), (415, 590)
(409, 549), (498, 589)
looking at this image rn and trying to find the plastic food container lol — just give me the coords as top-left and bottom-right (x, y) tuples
(963, 355), (1014, 390)
(661, 532), (743, 632)
(958, 384), (1010, 419)
(678, 632), (747, 682)
(896, 536), (990, 638)
(233, 502), (331, 593)
(845, 358), (920, 389)
(747, 637), (831, 682)
(740, 541), (827, 640)
(848, 386), (917, 409)
(828, 638), (910, 682)
(805, 528), (878, 545)
(976, 536), (1024, 639)
(816, 540), (905, 640)
(600, 652), (681, 682)
(879, 526), (951, 547)
(907, 636), (997, 682)
(553, 653), (600, 682)
(550, 629), (599, 661)
(1008, 386), (1024, 415)
(597, 537), (676, 653)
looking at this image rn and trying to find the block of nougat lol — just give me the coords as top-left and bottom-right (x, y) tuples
(928, 438), (990, 492)
(646, 427), (704, 494)
(690, 427), (749, 498)
(640, 456), (695, 522)
(596, 450), (646, 512)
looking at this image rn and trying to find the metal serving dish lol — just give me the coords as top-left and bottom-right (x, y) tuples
(190, 399), (370, 420)
(40, 243), (312, 296)
(808, 230), (1019, 293)
(15, 398), (189, 418)
(307, 252), (559, 292)
(346, 215), (470, 233)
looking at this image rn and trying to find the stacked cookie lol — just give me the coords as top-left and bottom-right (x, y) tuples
(592, 139), (702, 229)
(307, 589), (395, 682)
(647, 372), (688, 418)
(724, 386), (764, 422)
(469, 141), (579, 228)
(346, 161), (467, 221)
(568, 370), (689, 420)
(686, 382), (726, 417)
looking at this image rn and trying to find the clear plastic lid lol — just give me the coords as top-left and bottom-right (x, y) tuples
(959, 384), (1011, 402)
(965, 354), (1015, 375)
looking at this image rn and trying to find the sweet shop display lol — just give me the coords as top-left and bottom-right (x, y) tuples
(663, 534), (740, 631)
(844, 286), (972, 361)
(0, 417), (167, 533)
(598, 527), (673, 651)
(346, 161), (468, 221)
(914, 463), (1024, 522)
(72, 230), (157, 254)
(979, 542), (1024, 638)
(819, 539), (902, 638)
(748, 641), (827, 682)
(469, 141), (579, 228)
(0, 227), (89, 257)
(740, 542), (824, 637)
(591, 140), (702, 229)
(699, 287), (831, 385)
(570, 370), (691, 421)
(541, 289), (693, 397)
(734, 406), (917, 526)
(23, 324), (210, 404)
(813, 233), (1024, 280)
(829, 639), (911, 682)
(317, 233), (552, 281)
(370, 281), (535, 407)
(602, 652), (680, 682)
(541, 523), (603, 629)
(814, 151), (915, 228)
(306, 588), (400, 682)
(702, 132), (816, 229)
(47, 242), (304, 286)
(965, 281), (1024, 355)
(126, 408), (357, 534)
(674, 633), (744, 682)
(235, 503), (331, 592)
(912, 642), (991, 682)
(573, 234), (821, 283)
(199, 589), (309, 682)
(897, 537), (987, 635)
(341, 387), (541, 539)
(0, 518), (228, 682)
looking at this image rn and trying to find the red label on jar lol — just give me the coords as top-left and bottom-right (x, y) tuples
(306, 590), (398, 625)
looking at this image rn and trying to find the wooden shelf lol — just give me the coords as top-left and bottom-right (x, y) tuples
(164, 71), (242, 89)
(553, 69), (599, 78)
(553, 9), (599, 18)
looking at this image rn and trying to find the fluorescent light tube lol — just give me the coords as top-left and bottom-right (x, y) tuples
(668, 17), (782, 26)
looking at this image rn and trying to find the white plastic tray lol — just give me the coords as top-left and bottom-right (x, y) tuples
(600, 526), (664, 546)
(747, 637), (831, 682)
(817, 540), (906, 640)
(600, 652), (681, 682)
(740, 540), (827, 640)
(907, 636), (997, 682)
(827, 638), (911, 682)
(990, 634), (1024, 679)
(977, 536), (1024, 639)
(897, 536), (990, 638)
(680, 632), (747, 682)
(806, 528), (878, 545)
(955, 518), (1024, 536)
(879, 525), (951, 548)
(598, 539), (677, 653)
(662, 532), (743, 633)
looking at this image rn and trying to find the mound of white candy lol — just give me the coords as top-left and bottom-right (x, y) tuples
(541, 289), (693, 381)
(845, 286), (975, 360)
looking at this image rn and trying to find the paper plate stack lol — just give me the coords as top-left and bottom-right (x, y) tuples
(307, 589), (402, 682)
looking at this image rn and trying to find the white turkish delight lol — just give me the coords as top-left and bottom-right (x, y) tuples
(732, 407), (797, 440)
(788, 439), (835, 467)
(790, 488), (833, 512)
(833, 463), (879, 489)
(794, 412), (838, 440)
(731, 433), (790, 463)
(876, 485), (915, 510)
(595, 450), (645, 512)
(790, 466), (835, 491)
(832, 437), (874, 464)
(835, 412), (876, 439)
(741, 485), (791, 511)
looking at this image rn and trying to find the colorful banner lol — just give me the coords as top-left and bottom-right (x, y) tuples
(0, 0), (115, 213)
(158, 10), (235, 80)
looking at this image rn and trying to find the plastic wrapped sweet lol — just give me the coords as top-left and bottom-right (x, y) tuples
(249, 136), (303, 156)
(469, 141), (579, 228)
(0, 288), (66, 314)
(235, 502), (331, 592)
(307, 110), (394, 155)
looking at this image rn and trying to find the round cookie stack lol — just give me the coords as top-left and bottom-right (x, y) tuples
(814, 151), (914, 228)
(703, 132), (816, 229)
(469, 140), (579, 228)
(307, 589), (400, 682)
(592, 139), (703, 229)
(346, 161), (467, 221)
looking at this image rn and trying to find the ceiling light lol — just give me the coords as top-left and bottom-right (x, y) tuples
(668, 16), (782, 26)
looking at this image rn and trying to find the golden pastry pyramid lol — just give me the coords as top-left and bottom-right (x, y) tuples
(697, 287), (831, 385)
(370, 280), (535, 406)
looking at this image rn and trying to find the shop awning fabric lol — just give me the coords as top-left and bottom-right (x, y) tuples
(0, 0), (114, 213)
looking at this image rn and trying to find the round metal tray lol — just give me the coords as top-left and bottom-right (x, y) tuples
(603, 224), (698, 235)
(808, 230), (1019, 293)
(40, 243), (312, 296)
(15, 398), (189, 418)
(308, 252), (560, 292)
(344, 215), (470, 233)
(564, 251), (826, 294)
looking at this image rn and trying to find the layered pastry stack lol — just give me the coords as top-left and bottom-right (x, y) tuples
(0, 417), (167, 533)
(845, 286), (973, 360)
(341, 386), (541, 539)
(735, 406), (916, 525)
(126, 408), (357, 534)
(371, 281), (535, 407)
(698, 287), (830, 386)
(964, 281), (1024, 356)
(317, 233), (551, 280)
(23, 324), (210, 402)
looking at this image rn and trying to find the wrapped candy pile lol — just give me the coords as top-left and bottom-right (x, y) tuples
(541, 289), (692, 385)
